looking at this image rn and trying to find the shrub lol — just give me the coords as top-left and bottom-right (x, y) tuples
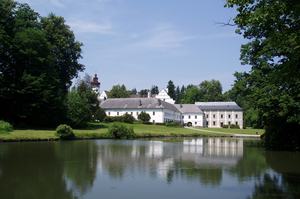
(121, 113), (136, 124)
(108, 122), (136, 139)
(0, 120), (13, 132)
(137, 111), (151, 122)
(142, 121), (153, 125)
(165, 121), (183, 127)
(92, 107), (106, 122)
(103, 116), (114, 122)
(55, 124), (74, 139)
(222, 124), (240, 129)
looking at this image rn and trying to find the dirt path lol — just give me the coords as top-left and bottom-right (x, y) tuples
(185, 127), (261, 138)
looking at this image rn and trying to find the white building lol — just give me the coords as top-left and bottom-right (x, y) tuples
(174, 104), (203, 127)
(99, 88), (243, 128)
(100, 98), (181, 123)
(196, 102), (243, 129)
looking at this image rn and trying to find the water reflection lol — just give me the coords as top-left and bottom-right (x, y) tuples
(0, 138), (299, 199)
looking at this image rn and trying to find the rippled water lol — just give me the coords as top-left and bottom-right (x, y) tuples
(0, 138), (299, 199)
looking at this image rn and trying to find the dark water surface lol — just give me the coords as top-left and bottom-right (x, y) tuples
(0, 138), (300, 199)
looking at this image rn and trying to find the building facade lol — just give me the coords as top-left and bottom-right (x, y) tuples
(196, 102), (243, 129)
(99, 88), (243, 128)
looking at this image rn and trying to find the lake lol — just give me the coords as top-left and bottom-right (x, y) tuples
(0, 138), (299, 199)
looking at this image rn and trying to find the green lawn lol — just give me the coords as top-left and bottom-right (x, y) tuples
(0, 122), (263, 141)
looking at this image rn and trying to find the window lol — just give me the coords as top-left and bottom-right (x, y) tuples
(153, 111), (155, 115)
(213, 114), (215, 118)
(131, 112), (133, 115)
(108, 112), (110, 116)
(220, 122), (223, 127)
(136, 112), (139, 116)
(117, 112), (119, 116)
(182, 116), (184, 119)
(221, 114), (223, 118)
(188, 115), (191, 119)
(213, 121), (216, 126)
(228, 122), (231, 125)
(236, 114), (238, 118)
(195, 116), (197, 119)
(195, 122), (197, 125)
(126, 112), (128, 114)
(236, 122), (238, 125)
(153, 120), (155, 123)
(228, 114), (231, 118)
(206, 114), (209, 118)
(206, 121), (209, 126)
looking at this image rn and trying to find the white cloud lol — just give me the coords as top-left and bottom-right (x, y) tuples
(68, 20), (114, 34)
(128, 23), (196, 52)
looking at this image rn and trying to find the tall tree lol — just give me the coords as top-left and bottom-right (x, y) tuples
(0, 1), (84, 126)
(108, 84), (129, 98)
(0, 1), (64, 126)
(226, 0), (300, 149)
(131, 88), (137, 95)
(181, 86), (203, 104)
(199, 79), (228, 102)
(138, 89), (149, 95)
(175, 86), (181, 103)
(41, 13), (84, 95)
(167, 80), (176, 99)
(150, 85), (159, 95)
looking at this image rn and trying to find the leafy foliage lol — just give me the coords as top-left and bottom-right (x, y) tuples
(222, 124), (240, 129)
(66, 90), (90, 128)
(108, 122), (136, 139)
(0, 0), (83, 127)
(55, 124), (74, 139)
(108, 84), (129, 98)
(181, 80), (228, 104)
(121, 113), (136, 124)
(103, 114), (135, 123)
(167, 80), (176, 99)
(92, 106), (106, 122)
(0, 120), (13, 134)
(226, 0), (300, 149)
(137, 111), (151, 122)
(165, 121), (183, 127)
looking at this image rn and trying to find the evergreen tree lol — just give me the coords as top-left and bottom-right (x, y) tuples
(150, 85), (159, 95)
(167, 80), (176, 99)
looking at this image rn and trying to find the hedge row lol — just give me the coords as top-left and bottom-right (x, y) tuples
(222, 124), (240, 129)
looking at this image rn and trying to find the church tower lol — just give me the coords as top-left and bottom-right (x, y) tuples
(91, 73), (100, 94)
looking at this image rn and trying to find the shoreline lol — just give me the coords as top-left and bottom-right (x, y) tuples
(0, 134), (260, 142)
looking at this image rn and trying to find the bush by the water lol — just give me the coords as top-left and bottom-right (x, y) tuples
(55, 124), (74, 139)
(0, 120), (13, 134)
(222, 124), (240, 129)
(108, 122), (136, 139)
(165, 121), (183, 127)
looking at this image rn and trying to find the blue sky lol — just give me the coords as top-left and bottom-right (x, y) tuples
(17, 0), (250, 93)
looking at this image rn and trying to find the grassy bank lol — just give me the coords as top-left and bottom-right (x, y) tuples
(0, 122), (263, 141)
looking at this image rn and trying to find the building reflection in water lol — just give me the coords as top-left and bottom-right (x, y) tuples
(95, 138), (244, 183)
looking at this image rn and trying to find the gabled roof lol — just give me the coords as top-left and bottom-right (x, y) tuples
(174, 104), (203, 114)
(195, 102), (243, 111)
(100, 98), (180, 112)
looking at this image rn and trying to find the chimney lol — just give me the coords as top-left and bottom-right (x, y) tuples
(180, 103), (183, 108)
(148, 91), (151, 98)
(139, 100), (142, 106)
